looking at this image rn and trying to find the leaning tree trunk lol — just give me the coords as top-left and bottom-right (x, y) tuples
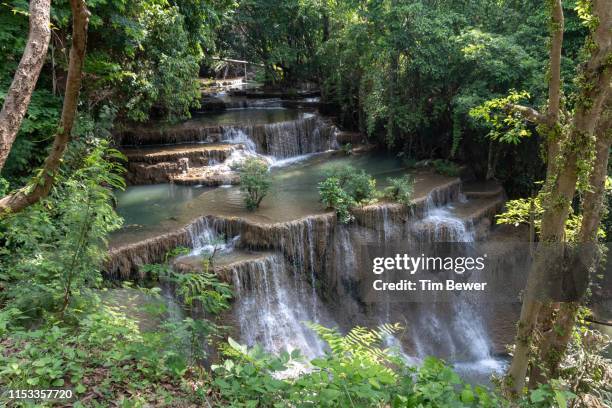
(533, 97), (611, 383)
(0, 0), (51, 172)
(0, 0), (90, 215)
(505, 0), (612, 395)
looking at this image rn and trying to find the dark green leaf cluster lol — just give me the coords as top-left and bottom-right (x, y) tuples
(318, 165), (378, 223)
(237, 157), (272, 211)
(211, 324), (506, 407)
(384, 175), (415, 206)
(0, 140), (125, 321)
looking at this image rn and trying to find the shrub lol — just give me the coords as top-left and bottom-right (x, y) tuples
(384, 175), (414, 206)
(237, 158), (271, 210)
(323, 165), (378, 203)
(318, 177), (356, 223)
(432, 159), (461, 177)
(341, 143), (353, 155)
(495, 197), (602, 241)
(210, 322), (586, 407)
(210, 323), (504, 407)
(0, 142), (125, 321)
(318, 166), (378, 223)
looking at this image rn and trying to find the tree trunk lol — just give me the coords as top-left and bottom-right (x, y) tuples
(486, 139), (495, 180)
(0, 0), (90, 215)
(387, 54), (398, 144)
(527, 301), (558, 388)
(544, 0), (563, 177)
(532, 98), (611, 383)
(505, 0), (611, 395)
(0, 0), (51, 172)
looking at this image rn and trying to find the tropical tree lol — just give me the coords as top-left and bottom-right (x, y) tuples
(487, 0), (612, 396)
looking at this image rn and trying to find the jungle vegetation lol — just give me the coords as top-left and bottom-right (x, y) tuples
(0, 0), (610, 406)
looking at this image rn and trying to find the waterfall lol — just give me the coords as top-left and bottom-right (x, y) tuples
(306, 220), (318, 322)
(230, 254), (326, 360)
(186, 217), (239, 257)
(412, 206), (474, 242)
(399, 192), (504, 377)
(222, 115), (337, 160)
(221, 128), (258, 153)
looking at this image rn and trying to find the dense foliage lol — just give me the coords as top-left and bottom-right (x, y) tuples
(384, 175), (414, 206)
(0, 0), (233, 184)
(210, 324), (580, 407)
(0, 0), (609, 406)
(216, 0), (589, 197)
(318, 165), (378, 223)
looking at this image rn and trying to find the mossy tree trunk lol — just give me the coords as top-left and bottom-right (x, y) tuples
(504, 0), (611, 396)
(531, 98), (611, 384)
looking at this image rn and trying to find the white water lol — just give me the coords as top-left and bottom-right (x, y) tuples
(401, 193), (506, 379)
(231, 255), (326, 360)
(219, 127), (333, 170)
(176, 133), (504, 382)
(186, 218), (239, 257)
(221, 127), (258, 152)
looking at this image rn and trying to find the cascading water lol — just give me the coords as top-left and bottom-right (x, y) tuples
(221, 115), (337, 160)
(186, 217), (239, 257)
(306, 220), (318, 322)
(230, 254), (326, 360)
(184, 217), (330, 367)
(142, 103), (504, 382)
(221, 128), (258, 153)
(402, 193), (505, 379)
(219, 125), (321, 171)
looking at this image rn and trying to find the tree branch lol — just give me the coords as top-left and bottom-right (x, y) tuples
(505, 103), (547, 124)
(0, 0), (90, 215)
(0, 0), (51, 172)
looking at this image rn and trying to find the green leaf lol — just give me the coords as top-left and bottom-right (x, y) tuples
(52, 378), (65, 386)
(461, 388), (475, 403)
(27, 377), (40, 385)
(554, 391), (567, 408)
(228, 337), (246, 354)
(530, 389), (547, 403)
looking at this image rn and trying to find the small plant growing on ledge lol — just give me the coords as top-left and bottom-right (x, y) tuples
(384, 175), (414, 206)
(318, 177), (356, 223)
(237, 157), (271, 210)
(341, 143), (353, 155)
(318, 165), (378, 223)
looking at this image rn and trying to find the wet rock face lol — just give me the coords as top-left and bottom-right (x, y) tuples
(107, 229), (191, 280)
(123, 144), (236, 166)
(116, 124), (222, 146)
(122, 144), (239, 185)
